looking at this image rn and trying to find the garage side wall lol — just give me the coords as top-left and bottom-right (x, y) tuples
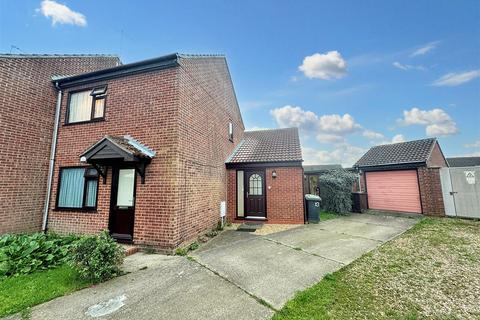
(418, 167), (445, 216)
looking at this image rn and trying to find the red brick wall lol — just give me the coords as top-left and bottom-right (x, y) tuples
(427, 141), (447, 168)
(48, 56), (244, 251)
(266, 167), (305, 223)
(0, 55), (120, 234)
(417, 167), (445, 216)
(175, 57), (245, 247)
(227, 167), (305, 224)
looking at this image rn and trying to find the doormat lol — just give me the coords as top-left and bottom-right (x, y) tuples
(237, 223), (264, 232)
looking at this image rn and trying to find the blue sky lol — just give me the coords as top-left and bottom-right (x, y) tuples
(1, 0), (479, 165)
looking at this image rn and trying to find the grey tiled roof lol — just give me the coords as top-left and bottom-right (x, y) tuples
(227, 128), (302, 163)
(0, 53), (119, 58)
(447, 157), (480, 167)
(355, 138), (436, 168)
(80, 135), (155, 159)
(303, 164), (342, 173)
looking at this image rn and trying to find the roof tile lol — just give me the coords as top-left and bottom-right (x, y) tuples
(355, 138), (436, 167)
(227, 128), (302, 163)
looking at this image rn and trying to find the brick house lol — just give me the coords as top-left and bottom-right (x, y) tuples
(0, 54), (120, 234)
(1, 52), (306, 251)
(226, 128), (305, 224)
(354, 138), (447, 216)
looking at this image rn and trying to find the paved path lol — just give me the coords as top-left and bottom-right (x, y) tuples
(12, 213), (418, 320)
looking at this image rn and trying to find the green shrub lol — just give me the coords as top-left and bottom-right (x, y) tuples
(0, 233), (78, 278)
(319, 169), (357, 214)
(69, 231), (124, 283)
(175, 241), (199, 256)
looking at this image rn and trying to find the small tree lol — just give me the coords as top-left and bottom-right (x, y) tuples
(318, 169), (357, 214)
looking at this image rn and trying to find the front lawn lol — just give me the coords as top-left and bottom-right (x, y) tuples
(273, 217), (480, 319)
(0, 264), (91, 317)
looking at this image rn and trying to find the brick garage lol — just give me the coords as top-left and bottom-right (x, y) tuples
(226, 128), (305, 224)
(45, 54), (244, 252)
(0, 54), (120, 234)
(355, 138), (447, 216)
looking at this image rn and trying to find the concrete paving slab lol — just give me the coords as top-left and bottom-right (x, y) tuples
(267, 228), (380, 264)
(317, 218), (405, 241)
(192, 237), (342, 309)
(12, 256), (272, 320)
(342, 213), (419, 229)
(195, 230), (257, 254)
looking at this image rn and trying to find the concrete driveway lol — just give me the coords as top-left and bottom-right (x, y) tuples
(13, 213), (418, 320)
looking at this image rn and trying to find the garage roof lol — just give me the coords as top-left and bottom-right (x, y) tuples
(226, 128), (302, 164)
(355, 138), (437, 168)
(447, 157), (480, 167)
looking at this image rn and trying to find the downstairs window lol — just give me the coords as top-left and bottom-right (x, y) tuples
(57, 167), (99, 210)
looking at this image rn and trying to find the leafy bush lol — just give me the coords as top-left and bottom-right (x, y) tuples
(69, 231), (124, 283)
(319, 169), (357, 214)
(0, 233), (78, 278)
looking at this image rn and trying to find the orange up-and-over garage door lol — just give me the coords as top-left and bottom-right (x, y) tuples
(365, 170), (422, 213)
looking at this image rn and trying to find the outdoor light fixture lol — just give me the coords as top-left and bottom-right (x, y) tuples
(272, 170), (277, 179)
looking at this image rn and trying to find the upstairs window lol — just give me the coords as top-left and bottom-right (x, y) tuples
(67, 86), (107, 124)
(57, 167), (99, 210)
(228, 121), (233, 141)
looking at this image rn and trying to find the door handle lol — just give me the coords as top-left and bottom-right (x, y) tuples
(246, 192), (249, 198)
(449, 191), (458, 195)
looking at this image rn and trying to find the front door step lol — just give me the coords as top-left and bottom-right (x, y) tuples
(237, 223), (264, 232)
(120, 244), (140, 256)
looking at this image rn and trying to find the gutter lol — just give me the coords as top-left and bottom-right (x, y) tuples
(42, 82), (62, 232)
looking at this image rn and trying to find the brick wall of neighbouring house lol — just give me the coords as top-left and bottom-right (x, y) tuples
(47, 67), (180, 250)
(0, 55), (120, 234)
(226, 167), (305, 224)
(175, 57), (245, 247)
(418, 167), (445, 216)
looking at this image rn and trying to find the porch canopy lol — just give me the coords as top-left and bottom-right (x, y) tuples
(79, 135), (155, 183)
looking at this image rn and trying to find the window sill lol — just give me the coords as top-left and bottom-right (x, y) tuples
(53, 207), (98, 213)
(63, 118), (105, 126)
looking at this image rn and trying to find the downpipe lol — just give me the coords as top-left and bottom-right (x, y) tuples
(42, 82), (62, 232)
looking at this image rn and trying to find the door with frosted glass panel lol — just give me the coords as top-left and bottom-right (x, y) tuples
(109, 168), (136, 241)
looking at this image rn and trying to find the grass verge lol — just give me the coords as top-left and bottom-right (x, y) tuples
(0, 264), (91, 317)
(319, 211), (340, 221)
(273, 217), (480, 320)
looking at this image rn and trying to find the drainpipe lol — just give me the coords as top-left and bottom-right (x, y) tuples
(42, 82), (62, 232)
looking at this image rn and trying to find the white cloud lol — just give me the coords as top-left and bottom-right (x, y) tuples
(393, 61), (426, 71)
(270, 106), (318, 131)
(270, 106), (361, 143)
(410, 41), (439, 57)
(299, 51), (347, 80)
(391, 134), (406, 143)
(363, 130), (384, 140)
(246, 126), (271, 131)
(465, 140), (480, 148)
(431, 70), (480, 87)
(302, 144), (366, 167)
(39, 0), (87, 26)
(398, 107), (458, 136)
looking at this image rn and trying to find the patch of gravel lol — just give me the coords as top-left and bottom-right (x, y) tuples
(343, 218), (480, 319)
(224, 223), (300, 235)
(253, 224), (301, 236)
